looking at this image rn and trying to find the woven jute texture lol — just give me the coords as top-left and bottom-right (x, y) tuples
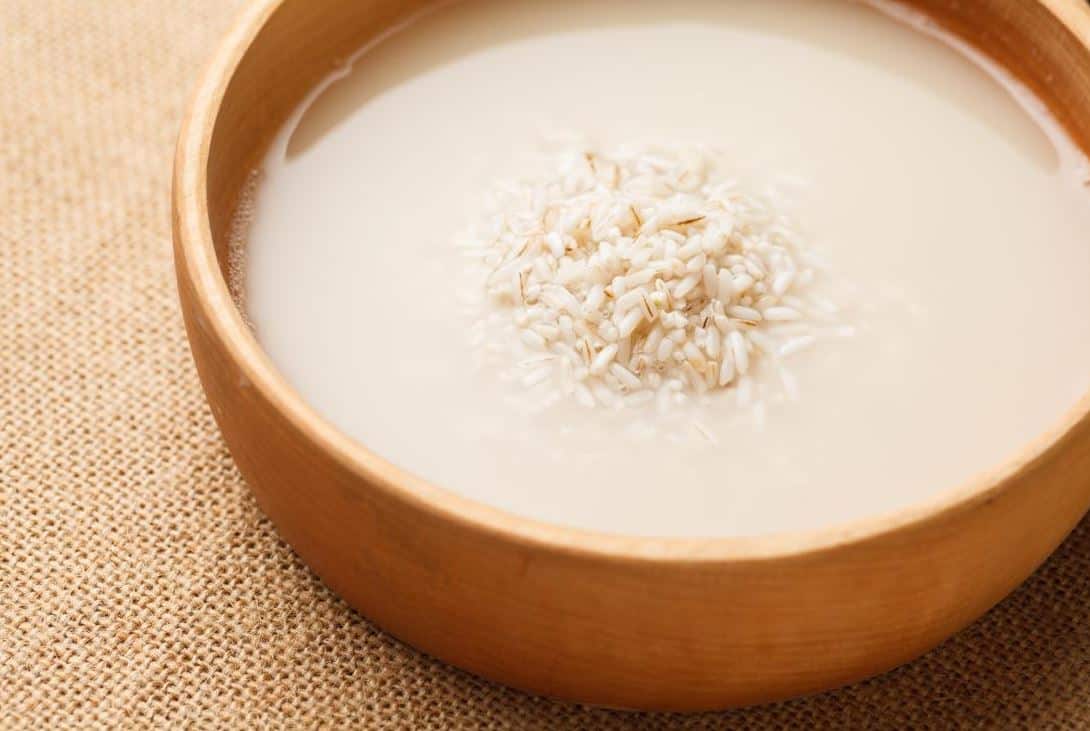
(3, 1), (1090, 728)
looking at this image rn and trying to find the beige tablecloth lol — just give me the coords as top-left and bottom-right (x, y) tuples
(3, 1), (1090, 727)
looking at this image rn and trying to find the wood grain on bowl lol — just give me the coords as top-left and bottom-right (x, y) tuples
(173, 0), (1090, 711)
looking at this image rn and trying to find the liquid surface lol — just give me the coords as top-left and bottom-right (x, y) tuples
(244, 0), (1090, 537)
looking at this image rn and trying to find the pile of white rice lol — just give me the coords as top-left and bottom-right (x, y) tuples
(459, 142), (844, 415)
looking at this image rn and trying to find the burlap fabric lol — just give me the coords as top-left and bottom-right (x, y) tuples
(3, 1), (1090, 727)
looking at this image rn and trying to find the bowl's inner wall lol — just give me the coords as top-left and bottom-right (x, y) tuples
(206, 0), (432, 277)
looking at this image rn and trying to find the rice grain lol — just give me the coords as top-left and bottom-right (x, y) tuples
(461, 141), (845, 413)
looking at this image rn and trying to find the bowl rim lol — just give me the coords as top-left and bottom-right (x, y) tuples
(174, 0), (1090, 564)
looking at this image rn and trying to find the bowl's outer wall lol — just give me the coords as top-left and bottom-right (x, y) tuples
(173, 0), (1090, 710)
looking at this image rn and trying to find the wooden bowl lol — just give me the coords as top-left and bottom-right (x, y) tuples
(173, 0), (1090, 711)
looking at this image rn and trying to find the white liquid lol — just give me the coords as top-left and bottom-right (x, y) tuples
(244, 0), (1090, 537)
